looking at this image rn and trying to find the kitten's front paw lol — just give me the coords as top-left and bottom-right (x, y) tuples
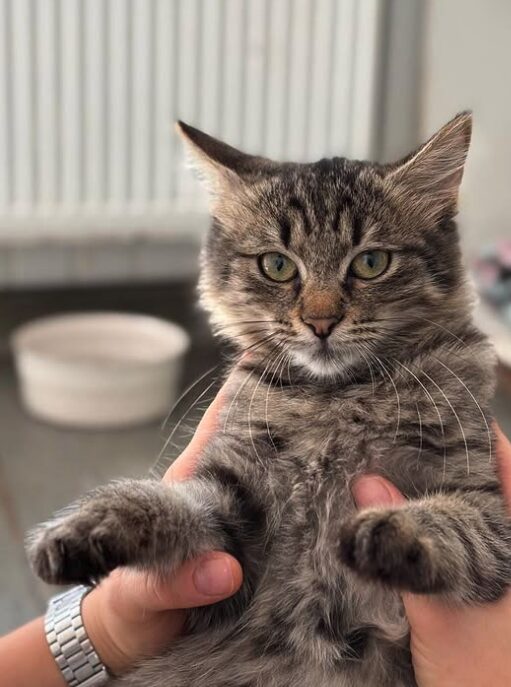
(339, 509), (444, 593)
(27, 511), (127, 585)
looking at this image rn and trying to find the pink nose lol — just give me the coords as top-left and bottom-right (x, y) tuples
(301, 315), (340, 339)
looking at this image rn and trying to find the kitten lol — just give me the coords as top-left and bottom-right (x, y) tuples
(28, 112), (509, 687)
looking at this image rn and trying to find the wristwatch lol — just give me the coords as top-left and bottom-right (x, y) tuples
(44, 585), (110, 686)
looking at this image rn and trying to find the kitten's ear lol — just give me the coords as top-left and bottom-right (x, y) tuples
(386, 111), (472, 217)
(176, 121), (272, 197)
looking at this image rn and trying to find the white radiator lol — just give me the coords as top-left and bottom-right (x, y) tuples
(0, 0), (385, 286)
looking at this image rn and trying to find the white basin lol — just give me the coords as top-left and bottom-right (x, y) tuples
(11, 312), (190, 428)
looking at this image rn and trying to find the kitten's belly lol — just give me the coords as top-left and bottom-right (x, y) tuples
(239, 494), (407, 665)
(191, 468), (407, 682)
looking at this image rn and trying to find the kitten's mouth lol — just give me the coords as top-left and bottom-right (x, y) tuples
(311, 339), (333, 356)
(295, 336), (337, 358)
(289, 335), (366, 379)
(289, 339), (341, 378)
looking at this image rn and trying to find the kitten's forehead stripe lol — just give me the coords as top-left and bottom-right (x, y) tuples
(278, 215), (292, 249)
(288, 196), (312, 236)
(351, 213), (365, 247)
(331, 202), (345, 234)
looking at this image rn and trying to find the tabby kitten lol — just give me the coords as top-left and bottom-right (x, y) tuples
(28, 113), (509, 687)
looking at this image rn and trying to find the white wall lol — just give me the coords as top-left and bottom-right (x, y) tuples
(421, 0), (511, 256)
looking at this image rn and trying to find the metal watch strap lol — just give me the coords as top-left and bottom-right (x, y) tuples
(45, 585), (109, 687)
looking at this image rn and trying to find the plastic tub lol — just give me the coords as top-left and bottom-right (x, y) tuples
(11, 312), (190, 428)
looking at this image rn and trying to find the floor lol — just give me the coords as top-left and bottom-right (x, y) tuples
(1, 284), (510, 634)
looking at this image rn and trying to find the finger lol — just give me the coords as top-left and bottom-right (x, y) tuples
(495, 424), (511, 511)
(111, 553), (243, 615)
(147, 553), (244, 610)
(163, 385), (227, 483)
(163, 365), (241, 483)
(351, 475), (406, 509)
(401, 592), (451, 631)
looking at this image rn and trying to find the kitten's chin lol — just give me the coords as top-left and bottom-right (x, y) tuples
(291, 346), (358, 380)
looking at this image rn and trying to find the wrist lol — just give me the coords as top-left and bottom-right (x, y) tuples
(81, 585), (132, 676)
(81, 572), (184, 676)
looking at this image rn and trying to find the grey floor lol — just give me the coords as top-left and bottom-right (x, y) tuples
(0, 283), (510, 634)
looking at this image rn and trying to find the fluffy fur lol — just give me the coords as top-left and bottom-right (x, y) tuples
(28, 113), (510, 687)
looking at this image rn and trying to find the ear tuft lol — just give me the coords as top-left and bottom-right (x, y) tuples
(176, 121), (253, 174)
(387, 111), (472, 216)
(175, 121), (274, 201)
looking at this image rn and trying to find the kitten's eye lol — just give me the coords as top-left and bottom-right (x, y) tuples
(350, 250), (390, 279)
(259, 252), (298, 282)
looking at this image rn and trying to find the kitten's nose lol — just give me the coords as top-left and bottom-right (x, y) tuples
(301, 315), (340, 339)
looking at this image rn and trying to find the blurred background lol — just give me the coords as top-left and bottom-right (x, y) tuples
(1, 0), (510, 632)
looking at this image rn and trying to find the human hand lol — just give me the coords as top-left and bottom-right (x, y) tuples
(81, 382), (243, 676)
(351, 426), (511, 687)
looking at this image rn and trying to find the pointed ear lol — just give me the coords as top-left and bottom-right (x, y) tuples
(175, 121), (272, 198)
(386, 111), (472, 217)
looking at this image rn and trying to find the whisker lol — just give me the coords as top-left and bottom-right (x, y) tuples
(160, 364), (219, 432)
(214, 319), (279, 328)
(434, 357), (493, 464)
(394, 360), (447, 480)
(370, 315), (468, 350)
(416, 317), (466, 346)
(264, 347), (288, 452)
(158, 331), (280, 474)
(154, 375), (220, 472)
(415, 365), (470, 476)
(214, 327), (277, 340)
(222, 368), (255, 433)
(222, 334), (280, 431)
(371, 355), (401, 443)
(351, 340), (377, 396)
(415, 401), (423, 468)
(239, 332), (279, 355)
(286, 354), (293, 390)
(247, 343), (284, 467)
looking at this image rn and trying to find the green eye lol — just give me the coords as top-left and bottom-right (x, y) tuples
(350, 250), (390, 279)
(259, 252), (298, 282)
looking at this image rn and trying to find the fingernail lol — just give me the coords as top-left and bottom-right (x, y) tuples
(352, 477), (395, 508)
(193, 556), (234, 597)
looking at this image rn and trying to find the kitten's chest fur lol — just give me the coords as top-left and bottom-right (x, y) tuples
(227, 363), (406, 488)
(185, 343), (493, 686)
(197, 369), (412, 657)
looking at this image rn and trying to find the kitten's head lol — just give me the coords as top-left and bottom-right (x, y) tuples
(178, 113), (473, 380)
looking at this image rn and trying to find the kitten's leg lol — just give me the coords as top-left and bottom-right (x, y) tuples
(339, 491), (511, 603)
(27, 478), (242, 585)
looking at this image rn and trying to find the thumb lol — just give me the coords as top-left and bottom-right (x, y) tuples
(148, 553), (243, 610)
(495, 425), (511, 511)
(402, 592), (451, 632)
(351, 475), (407, 508)
(110, 553), (243, 614)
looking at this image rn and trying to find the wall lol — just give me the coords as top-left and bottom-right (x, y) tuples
(421, 0), (511, 256)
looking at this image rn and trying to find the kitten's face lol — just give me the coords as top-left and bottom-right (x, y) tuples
(179, 114), (472, 379)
